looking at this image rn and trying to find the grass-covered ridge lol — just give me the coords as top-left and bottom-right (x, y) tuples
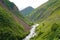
(0, 0), (34, 40)
(30, 0), (60, 40)
(27, 0), (60, 22)
(1, 0), (33, 26)
(0, 5), (29, 40)
(31, 7), (60, 40)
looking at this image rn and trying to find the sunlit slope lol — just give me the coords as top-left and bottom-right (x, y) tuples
(31, 7), (60, 40)
(0, 5), (28, 40)
(27, 0), (60, 22)
(30, 0), (60, 40)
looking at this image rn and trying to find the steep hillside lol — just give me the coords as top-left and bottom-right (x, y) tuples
(31, 7), (60, 40)
(0, 0), (33, 26)
(0, 0), (33, 40)
(27, 0), (59, 22)
(30, 0), (60, 40)
(21, 6), (34, 16)
(0, 5), (29, 40)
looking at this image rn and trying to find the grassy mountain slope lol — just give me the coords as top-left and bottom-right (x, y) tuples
(21, 6), (34, 16)
(0, 0), (32, 40)
(27, 0), (59, 22)
(30, 0), (60, 40)
(31, 7), (60, 40)
(0, 5), (29, 40)
(0, 0), (33, 26)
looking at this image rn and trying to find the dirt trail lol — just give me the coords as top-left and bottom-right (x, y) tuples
(13, 14), (31, 31)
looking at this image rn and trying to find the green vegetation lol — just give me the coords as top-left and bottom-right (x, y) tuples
(3, 0), (15, 10)
(0, 0), (60, 40)
(30, 0), (60, 40)
(27, 0), (60, 22)
(0, 0), (34, 39)
(0, 5), (29, 40)
(31, 7), (60, 40)
(3, 0), (33, 26)
(21, 6), (34, 16)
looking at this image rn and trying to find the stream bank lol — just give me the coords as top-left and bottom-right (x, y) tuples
(23, 24), (39, 40)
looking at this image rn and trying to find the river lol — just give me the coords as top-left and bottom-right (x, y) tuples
(23, 24), (39, 40)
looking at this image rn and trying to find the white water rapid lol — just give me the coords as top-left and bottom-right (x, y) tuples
(23, 24), (39, 40)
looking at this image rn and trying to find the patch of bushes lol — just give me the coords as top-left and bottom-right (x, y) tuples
(51, 23), (59, 32)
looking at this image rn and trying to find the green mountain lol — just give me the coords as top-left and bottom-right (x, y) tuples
(27, 0), (60, 22)
(0, 0), (60, 40)
(2, 0), (33, 26)
(21, 6), (34, 16)
(30, 0), (60, 40)
(0, 0), (32, 40)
